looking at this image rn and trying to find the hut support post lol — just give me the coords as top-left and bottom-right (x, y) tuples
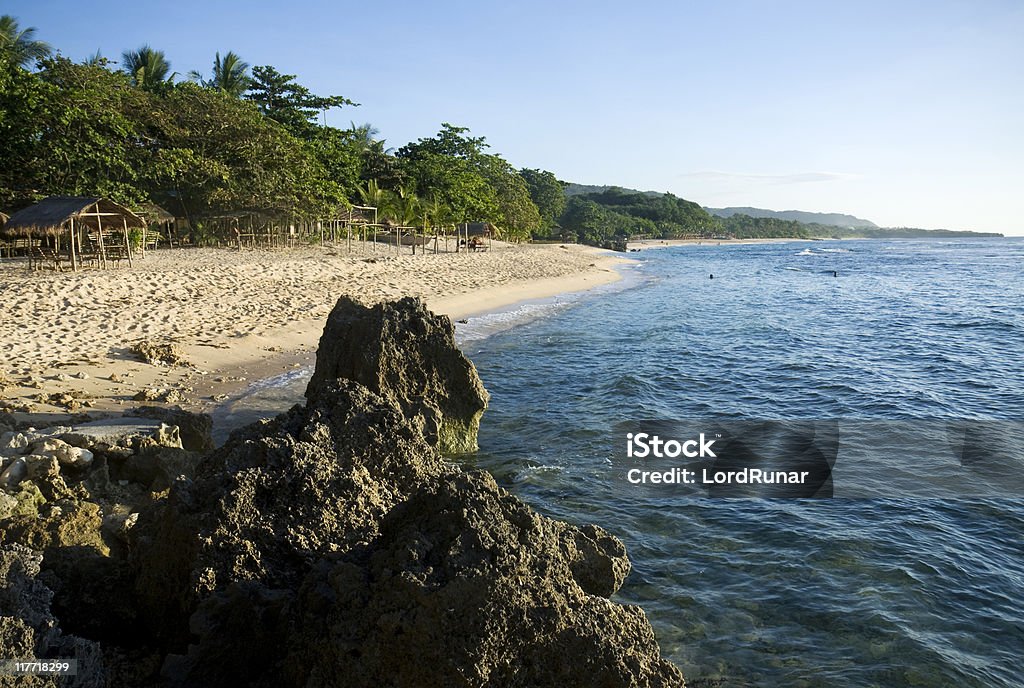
(122, 217), (134, 268)
(95, 209), (107, 270)
(69, 218), (77, 272)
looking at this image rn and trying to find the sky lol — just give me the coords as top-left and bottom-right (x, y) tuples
(6, 0), (1023, 234)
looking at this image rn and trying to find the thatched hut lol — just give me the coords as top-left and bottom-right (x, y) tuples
(3, 196), (145, 270)
(135, 202), (177, 253)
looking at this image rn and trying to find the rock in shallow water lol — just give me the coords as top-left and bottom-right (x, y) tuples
(130, 378), (682, 686)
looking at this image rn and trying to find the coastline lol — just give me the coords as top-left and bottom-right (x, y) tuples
(0, 242), (631, 429)
(627, 237), (812, 250)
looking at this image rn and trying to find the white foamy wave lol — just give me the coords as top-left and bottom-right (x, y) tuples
(245, 366), (313, 391)
(456, 299), (576, 343)
(796, 249), (816, 256)
(819, 248), (851, 253)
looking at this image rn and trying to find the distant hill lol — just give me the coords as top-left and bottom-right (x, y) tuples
(563, 183), (662, 198)
(706, 206), (878, 229)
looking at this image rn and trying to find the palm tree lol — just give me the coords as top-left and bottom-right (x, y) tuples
(84, 49), (106, 67)
(348, 121), (380, 149)
(357, 179), (387, 210)
(395, 186), (421, 227)
(0, 15), (52, 67)
(122, 45), (174, 90)
(189, 51), (251, 97)
(422, 195), (452, 231)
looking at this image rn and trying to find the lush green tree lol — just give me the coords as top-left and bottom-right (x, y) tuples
(0, 15), (51, 68)
(303, 126), (363, 204)
(398, 124), (541, 240)
(122, 45), (175, 91)
(245, 65), (357, 137)
(479, 156), (540, 241)
(149, 82), (334, 223)
(519, 168), (566, 236)
(190, 51), (251, 97)
(0, 56), (153, 208)
(557, 187), (717, 244)
(348, 121), (379, 148)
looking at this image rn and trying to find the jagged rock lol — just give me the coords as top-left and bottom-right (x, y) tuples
(32, 438), (94, 469)
(0, 457), (27, 489)
(0, 298), (684, 686)
(129, 406), (215, 453)
(62, 417), (184, 453)
(1, 431), (33, 456)
(130, 379), (682, 687)
(130, 340), (188, 366)
(133, 387), (183, 404)
(0, 544), (106, 688)
(2, 427), (74, 458)
(0, 491), (18, 521)
(305, 296), (489, 454)
(120, 447), (201, 492)
(25, 455), (60, 482)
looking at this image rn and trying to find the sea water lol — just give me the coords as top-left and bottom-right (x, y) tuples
(218, 239), (1024, 687)
(463, 239), (1024, 688)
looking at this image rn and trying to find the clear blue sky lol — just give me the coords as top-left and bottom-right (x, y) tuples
(8, 0), (1023, 234)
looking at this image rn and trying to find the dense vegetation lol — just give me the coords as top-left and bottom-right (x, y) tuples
(712, 214), (1002, 240)
(0, 16), (552, 242)
(555, 188), (718, 244)
(0, 16), (1001, 246)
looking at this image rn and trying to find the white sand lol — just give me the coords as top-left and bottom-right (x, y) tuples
(0, 241), (628, 421)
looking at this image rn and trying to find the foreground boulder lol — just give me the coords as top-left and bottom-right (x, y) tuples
(131, 379), (682, 686)
(3, 299), (684, 686)
(306, 296), (489, 454)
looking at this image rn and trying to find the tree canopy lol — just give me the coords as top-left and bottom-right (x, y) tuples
(121, 45), (175, 91)
(190, 51), (251, 97)
(245, 65), (357, 138)
(0, 15), (51, 68)
(0, 15), (747, 247)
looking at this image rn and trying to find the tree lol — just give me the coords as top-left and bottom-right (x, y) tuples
(122, 45), (175, 91)
(348, 121), (379, 149)
(0, 15), (51, 68)
(0, 56), (154, 208)
(245, 65), (357, 138)
(519, 168), (566, 236)
(190, 51), (251, 97)
(398, 124), (541, 239)
(149, 82), (334, 223)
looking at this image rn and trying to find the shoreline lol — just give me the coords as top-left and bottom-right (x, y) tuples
(0, 242), (631, 430)
(627, 237), (813, 250)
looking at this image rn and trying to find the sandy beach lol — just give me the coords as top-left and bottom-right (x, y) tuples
(0, 241), (628, 427)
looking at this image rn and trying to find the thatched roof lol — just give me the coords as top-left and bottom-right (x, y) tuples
(3, 196), (145, 238)
(467, 222), (498, 237)
(135, 202), (175, 223)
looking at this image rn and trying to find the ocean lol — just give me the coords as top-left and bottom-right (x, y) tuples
(218, 239), (1024, 687)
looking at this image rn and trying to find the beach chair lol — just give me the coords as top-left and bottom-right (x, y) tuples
(29, 245), (63, 271)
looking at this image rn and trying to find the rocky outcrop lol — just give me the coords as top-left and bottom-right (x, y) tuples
(305, 296), (489, 454)
(2, 299), (684, 687)
(130, 378), (682, 686)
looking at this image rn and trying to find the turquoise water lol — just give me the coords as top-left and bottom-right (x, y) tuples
(461, 239), (1024, 688)
(216, 239), (1024, 687)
